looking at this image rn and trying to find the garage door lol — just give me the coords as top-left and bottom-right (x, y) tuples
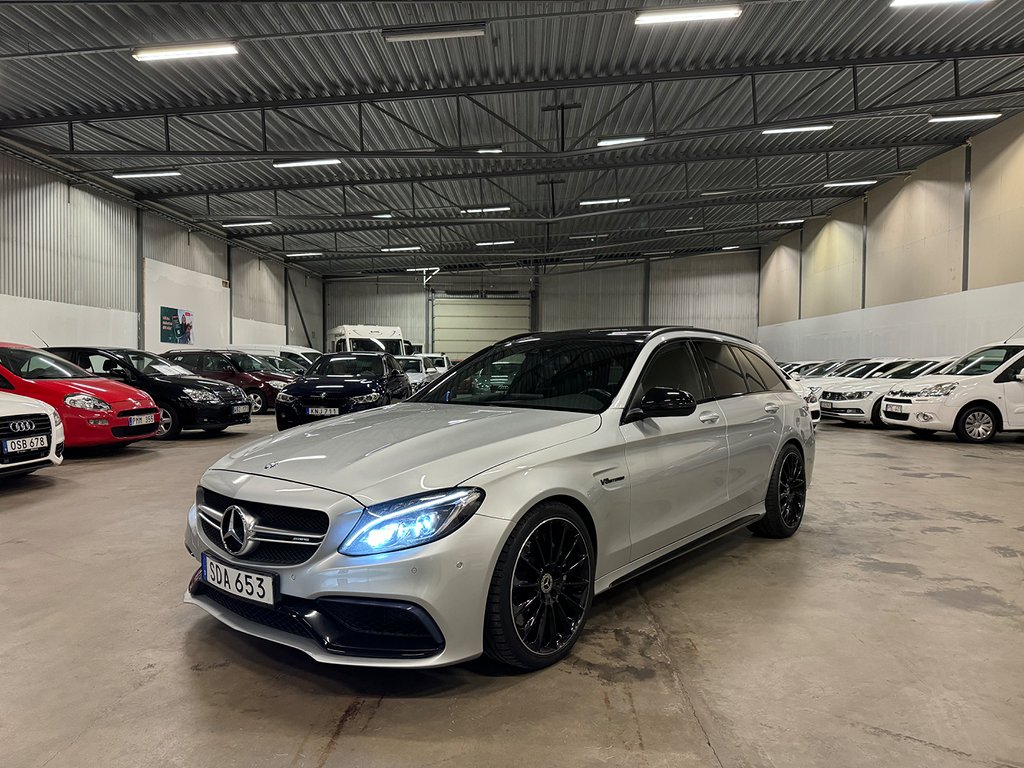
(432, 297), (531, 361)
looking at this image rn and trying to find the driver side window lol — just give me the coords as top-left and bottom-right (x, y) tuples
(635, 343), (708, 404)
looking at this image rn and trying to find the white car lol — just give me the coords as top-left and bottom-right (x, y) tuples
(0, 391), (65, 478)
(881, 341), (1024, 443)
(396, 355), (439, 389)
(184, 328), (815, 670)
(819, 358), (953, 426)
(415, 352), (452, 373)
(799, 358), (907, 402)
(787, 377), (821, 423)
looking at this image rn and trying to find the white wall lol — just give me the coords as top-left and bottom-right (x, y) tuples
(0, 293), (136, 347)
(232, 317), (287, 346)
(144, 258), (231, 353)
(538, 264), (644, 330)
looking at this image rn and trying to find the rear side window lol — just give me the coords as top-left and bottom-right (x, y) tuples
(695, 342), (748, 399)
(636, 342), (708, 402)
(737, 348), (789, 394)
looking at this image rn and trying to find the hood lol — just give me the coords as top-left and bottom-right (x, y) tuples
(249, 370), (297, 384)
(210, 402), (601, 505)
(886, 374), (969, 395)
(0, 391), (56, 417)
(826, 378), (902, 394)
(284, 376), (378, 397)
(27, 377), (154, 406)
(801, 375), (858, 390)
(147, 374), (240, 394)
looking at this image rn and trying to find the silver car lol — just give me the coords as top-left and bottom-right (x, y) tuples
(184, 327), (815, 670)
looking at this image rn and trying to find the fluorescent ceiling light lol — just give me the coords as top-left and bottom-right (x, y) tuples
(569, 233), (609, 240)
(371, 213), (394, 219)
(222, 220), (272, 228)
(596, 136), (647, 147)
(891, 0), (993, 7)
(476, 146), (503, 154)
(579, 197), (631, 206)
(460, 205), (511, 214)
(476, 240), (516, 246)
(381, 245), (422, 252)
(644, 250), (673, 256)
(666, 227), (703, 233)
(823, 180), (878, 188)
(111, 170), (181, 179)
(287, 252), (322, 258)
(132, 41), (239, 62)
(928, 111), (1003, 123)
(636, 5), (743, 24)
(700, 189), (742, 197)
(722, 246), (741, 251)
(382, 23), (486, 43)
(762, 124), (835, 135)
(779, 219), (806, 225)
(272, 158), (342, 168)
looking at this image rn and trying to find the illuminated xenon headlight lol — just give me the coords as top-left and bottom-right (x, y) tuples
(351, 392), (382, 404)
(339, 487), (485, 556)
(182, 387), (220, 404)
(918, 382), (958, 398)
(64, 393), (111, 411)
(275, 391), (297, 404)
(268, 380), (286, 390)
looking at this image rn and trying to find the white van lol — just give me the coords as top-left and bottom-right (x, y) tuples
(226, 344), (320, 368)
(327, 325), (411, 356)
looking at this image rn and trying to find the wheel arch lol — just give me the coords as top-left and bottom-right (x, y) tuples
(956, 399), (1003, 430)
(532, 494), (598, 559)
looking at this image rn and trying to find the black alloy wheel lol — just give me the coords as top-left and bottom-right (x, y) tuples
(749, 444), (806, 538)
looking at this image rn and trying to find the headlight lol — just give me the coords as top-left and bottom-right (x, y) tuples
(64, 393), (111, 411)
(803, 392), (818, 404)
(339, 487), (485, 556)
(918, 382), (958, 398)
(52, 411), (62, 427)
(276, 392), (297, 404)
(352, 392), (382, 404)
(182, 387), (220, 404)
(268, 380), (286, 390)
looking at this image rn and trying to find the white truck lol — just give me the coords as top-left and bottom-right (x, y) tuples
(326, 325), (413, 356)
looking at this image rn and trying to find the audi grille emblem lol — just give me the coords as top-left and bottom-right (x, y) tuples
(9, 420), (34, 433)
(219, 505), (258, 556)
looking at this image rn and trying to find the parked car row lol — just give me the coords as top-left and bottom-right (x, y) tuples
(777, 339), (1024, 443)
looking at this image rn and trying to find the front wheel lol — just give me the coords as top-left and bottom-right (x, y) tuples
(749, 444), (806, 539)
(154, 404), (181, 440)
(483, 502), (594, 670)
(955, 404), (998, 443)
(246, 389), (267, 414)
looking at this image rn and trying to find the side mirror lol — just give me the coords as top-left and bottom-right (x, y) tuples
(624, 387), (697, 423)
(1016, 372), (1024, 383)
(426, 367), (437, 374)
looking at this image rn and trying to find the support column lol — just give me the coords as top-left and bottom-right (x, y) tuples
(641, 258), (652, 325)
(227, 244), (234, 343)
(135, 207), (145, 348)
(962, 143), (972, 292)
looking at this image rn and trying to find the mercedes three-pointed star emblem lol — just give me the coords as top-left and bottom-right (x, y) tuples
(219, 505), (258, 556)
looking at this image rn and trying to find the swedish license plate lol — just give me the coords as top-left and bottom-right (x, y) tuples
(129, 413), (156, 426)
(232, 404), (250, 414)
(886, 404), (903, 414)
(820, 401), (833, 409)
(2, 435), (48, 454)
(307, 407), (339, 416)
(201, 553), (276, 606)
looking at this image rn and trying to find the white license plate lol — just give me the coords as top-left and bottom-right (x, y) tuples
(129, 413), (156, 426)
(306, 407), (339, 416)
(232, 404), (250, 415)
(820, 401), (833, 409)
(201, 553), (276, 606)
(886, 404), (903, 414)
(2, 435), (48, 454)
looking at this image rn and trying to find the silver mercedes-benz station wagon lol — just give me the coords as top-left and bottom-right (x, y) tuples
(184, 327), (815, 670)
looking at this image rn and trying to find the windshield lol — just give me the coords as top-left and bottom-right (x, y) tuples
(888, 360), (942, 379)
(0, 347), (94, 380)
(414, 337), (643, 414)
(831, 360), (884, 378)
(262, 356), (306, 373)
(227, 353), (268, 372)
(397, 357), (423, 373)
(945, 345), (1024, 376)
(866, 360), (908, 378)
(309, 354), (386, 378)
(347, 338), (404, 355)
(111, 350), (192, 377)
(802, 361), (839, 377)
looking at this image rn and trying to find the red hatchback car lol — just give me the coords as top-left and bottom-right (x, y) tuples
(0, 343), (160, 448)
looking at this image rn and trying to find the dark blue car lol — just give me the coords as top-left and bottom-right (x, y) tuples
(275, 352), (413, 430)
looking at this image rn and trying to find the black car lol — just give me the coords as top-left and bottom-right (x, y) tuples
(275, 352), (413, 430)
(46, 347), (252, 439)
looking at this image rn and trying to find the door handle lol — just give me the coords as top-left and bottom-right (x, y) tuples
(698, 411), (720, 424)
(764, 402), (780, 414)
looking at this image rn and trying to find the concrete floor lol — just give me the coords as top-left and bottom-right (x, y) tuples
(2, 417), (1022, 768)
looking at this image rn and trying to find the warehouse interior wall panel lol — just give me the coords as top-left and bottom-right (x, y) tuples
(286, 271), (324, 351)
(432, 298), (531, 361)
(538, 264), (644, 331)
(233, 317), (287, 346)
(230, 247), (286, 325)
(0, 152), (136, 316)
(325, 278), (428, 349)
(801, 198), (864, 319)
(758, 232), (801, 327)
(141, 213), (228, 279)
(0, 294), (136, 348)
(145, 258), (231, 353)
(969, 112), (1024, 290)
(649, 251), (759, 339)
(865, 147), (965, 308)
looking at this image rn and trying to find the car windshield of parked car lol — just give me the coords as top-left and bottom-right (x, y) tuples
(888, 360), (941, 379)
(112, 350), (192, 377)
(834, 361), (885, 378)
(308, 355), (386, 378)
(414, 337), (643, 413)
(945, 346), (1024, 376)
(264, 356), (306, 373)
(227, 353), (268, 372)
(0, 347), (94, 379)
(802, 361), (837, 377)
(866, 360), (908, 378)
(397, 357), (423, 373)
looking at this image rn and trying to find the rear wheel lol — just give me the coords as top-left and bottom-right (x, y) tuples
(955, 404), (998, 444)
(246, 390), (267, 414)
(749, 444), (806, 539)
(154, 404), (181, 440)
(484, 502), (594, 670)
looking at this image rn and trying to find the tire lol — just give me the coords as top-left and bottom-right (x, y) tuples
(954, 404), (999, 444)
(910, 428), (936, 438)
(154, 404), (181, 440)
(749, 444), (806, 539)
(870, 400), (885, 428)
(202, 426), (228, 434)
(246, 389), (267, 414)
(483, 502), (595, 671)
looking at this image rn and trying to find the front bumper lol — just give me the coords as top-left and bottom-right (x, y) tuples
(275, 398), (381, 429)
(879, 397), (956, 430)
(61, 406), (159, 447)
(184, 508), (511, 668)
(820, 398), (871, 422)
(179, 400), (252, 430)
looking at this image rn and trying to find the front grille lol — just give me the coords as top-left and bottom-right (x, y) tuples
(0, 414), (52, 464)
(886, 397), (912, 404)
(194, 582), (318, 640)
(197, 487), (330, 566)
(116, 407), (159, 418)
